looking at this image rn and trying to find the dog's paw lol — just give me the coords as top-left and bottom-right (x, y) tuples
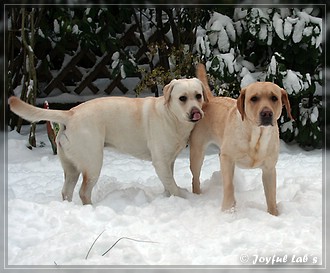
(166, 187), (190, 199)
(177, 187), (191, 199)
(222, 206), (237, 214)
(268, 206), (279, 216)
(192, 186), (201, 194)
(221, 200), (237, 213)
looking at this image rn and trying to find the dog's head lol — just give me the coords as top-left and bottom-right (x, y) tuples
(163, 78), (208, 123)
(237, 82), (294, 126)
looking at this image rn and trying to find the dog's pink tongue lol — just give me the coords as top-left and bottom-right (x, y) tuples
(192, 110), (201, 121)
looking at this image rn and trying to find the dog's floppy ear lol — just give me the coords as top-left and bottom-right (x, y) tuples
(237, 88), (246, 121)
(194, 78), (209, 103)
(163, 79), (177, 105)
(281, 88), (294, 120)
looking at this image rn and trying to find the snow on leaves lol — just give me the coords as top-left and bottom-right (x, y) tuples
(207, 12), (236, 53)
(197, 7), (322, 95)
(273, 9), (322, 47)
(196, 7), (323, 149)
(282, 70), (305, 95)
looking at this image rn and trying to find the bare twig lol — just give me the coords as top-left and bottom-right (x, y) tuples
(21, 8), (38, 147)
(85, 230), (106, 260)
(101, 236), (158, 257)
(84, 229), (159, 260)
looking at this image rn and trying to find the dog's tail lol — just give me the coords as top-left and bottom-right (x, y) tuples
(196, 63), (214, 101)
(9, 96), (71, 125)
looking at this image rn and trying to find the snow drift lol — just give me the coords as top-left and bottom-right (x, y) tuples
(6, 125), (323, 268)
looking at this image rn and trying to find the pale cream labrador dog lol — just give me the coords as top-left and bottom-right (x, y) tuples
(190, 64), (293, 216)
(9, 78), (208, 204)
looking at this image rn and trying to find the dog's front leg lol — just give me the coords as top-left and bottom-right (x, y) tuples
(220, 154), (236, 211)
(153, 159), (187, 198)
(262, 166), (278, 216)
(190, 144), (205, 194)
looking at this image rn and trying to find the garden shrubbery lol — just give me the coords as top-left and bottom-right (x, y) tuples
(8, 7), (323, 149)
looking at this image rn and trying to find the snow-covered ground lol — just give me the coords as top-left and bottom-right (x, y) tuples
(6, 123), (323, 268)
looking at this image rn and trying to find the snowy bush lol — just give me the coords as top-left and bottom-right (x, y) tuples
(196, 8), (323, 149)
(34, 8), (138, 76)
(7, 7), (323, 150)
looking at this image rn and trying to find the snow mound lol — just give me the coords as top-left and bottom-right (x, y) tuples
(7, 126), (323, 266)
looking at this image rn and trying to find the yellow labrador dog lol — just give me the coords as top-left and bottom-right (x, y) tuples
(9, 78), (208, 204)
(190, 64), (293, 216)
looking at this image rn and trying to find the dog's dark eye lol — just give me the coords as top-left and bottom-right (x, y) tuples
(251, 96), (259, 102)
(196, 94), (202, 100)
(179, 96), (187, 102)
(271, 96), (278, 102)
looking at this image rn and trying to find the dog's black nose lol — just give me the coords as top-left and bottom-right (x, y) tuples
(260, 108), (273, 126)
(260, 109), (273, 118)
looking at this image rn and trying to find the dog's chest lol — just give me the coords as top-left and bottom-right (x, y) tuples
(171, 124), (193, 154)
(237, 127), (275, 168)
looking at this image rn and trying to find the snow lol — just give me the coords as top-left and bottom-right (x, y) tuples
(233, 8), (247, 21)
(53, 19), (60, 34)
(216, 28), (230, 53)
(292, 11), (322, 47)
(269, 10), (323, 46)
(197, 7), (322, 107)
(220, 50), (235, 74)
(111, 51), (120, 69)
(6, 125), (323, 267)
(196, 27), (211, 58)
(26, 79), (34, 98)
(165, 28), (174, 44)
(258, 22), (267, 41)
(281, 120), (294, 133)
(8, 16), (12, 31)
(240, 68), (257, 88)
(292, 18), (305, 44)
(112, 51), (120, 61)
(273, 12), (285, 40)
(85, 8), (91, 15)
(310, 106), (319, 123)
(5, 7), (325, 268)
(268, 55), (277, 75)
(120, 65), (126, 79)
(284, 18), (293, 37)
(282, 69), (304, 95)
(37, 28), (45, 39)
(303, 26), (313, 37)
(207, 12), (236, 53)
(240, 59), (255, 72)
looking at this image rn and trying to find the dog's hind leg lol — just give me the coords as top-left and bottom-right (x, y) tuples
(79, 170), (101, 205)
(78, 150), (103, 205)
(62, 167), (80, 202)
(58, 146), (80, 202)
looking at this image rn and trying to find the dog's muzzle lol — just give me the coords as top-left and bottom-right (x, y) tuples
(189, 107), (203, 122)
(260, 108), (274, 126)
